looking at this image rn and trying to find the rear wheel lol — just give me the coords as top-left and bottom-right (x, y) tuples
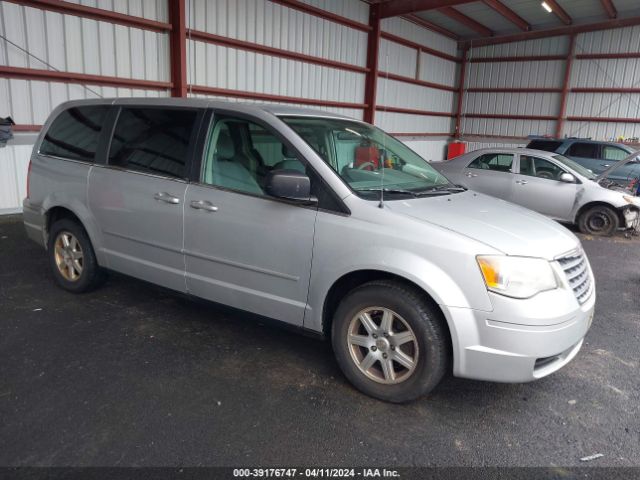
(578, 205), (619, 236)
(48, 219), (105, 292)
(331, 280), (449, 403)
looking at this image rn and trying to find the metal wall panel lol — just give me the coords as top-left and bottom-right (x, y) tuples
(0, 143), (31, 214)
(465, 92), (561, 116)
(376, 111), (454, 135)
(465, 141), (525, 151)
(470, 36), (570, 59)
(571, 58), (640, 89)
(298, 0), (369, 24)
(186, 0), (368, 67)
(187, 40), (365, 103)
(378, 39), (417, 78)
(466, 60), (565, 89)
(420, 53), (457, 87)
(576, 25), (640, 54)
(63, 0), (169, 22)
(461, 117), (556, 137)
(381, 17), (458, 57)
(377, 78), (455, 112)
(0, 2), (169, 80)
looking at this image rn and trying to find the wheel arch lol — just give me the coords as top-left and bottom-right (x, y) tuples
(574, 201), (624, 226)
(321, 269), (454, 364)
(43, 204), (106, 267)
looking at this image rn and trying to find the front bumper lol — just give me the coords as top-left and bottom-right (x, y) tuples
(446, 286), (595, 383)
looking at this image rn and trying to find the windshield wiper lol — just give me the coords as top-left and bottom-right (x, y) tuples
(356, 187), (420, 197)
(416, 184), (467, 194)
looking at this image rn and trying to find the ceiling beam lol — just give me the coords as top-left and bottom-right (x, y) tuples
(482, 0), (530, 31)
(460, 16), (640, 48)
(438, 6), (493, 37)
(600, 0), (617, 19)
(401, 13), (459, 39)
(544, 0), (572, 25)
(379, 0), (477, 19)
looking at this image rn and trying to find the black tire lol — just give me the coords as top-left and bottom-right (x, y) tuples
(47, 218), (105, 293)
(331, 280), (449, 403)
(578, 205), (620, 236)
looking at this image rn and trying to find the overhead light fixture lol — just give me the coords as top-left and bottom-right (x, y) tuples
(541, 1), (553, 13)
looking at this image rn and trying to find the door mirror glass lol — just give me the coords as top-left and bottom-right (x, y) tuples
(560, 172), (576, 183)
(266, 170), (315, 203)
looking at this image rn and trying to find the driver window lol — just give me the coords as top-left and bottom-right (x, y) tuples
(201, 116), (305, 196)
(602, 146), (628, 161)
(520, 156), (565, 180)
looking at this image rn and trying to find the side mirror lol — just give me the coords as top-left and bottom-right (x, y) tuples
(560, 172), (576, 183)
(266, 169), (316, 204)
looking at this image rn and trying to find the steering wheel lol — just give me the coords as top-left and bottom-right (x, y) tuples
(357, 162), (377, 171)
(537, 170), (554, 180)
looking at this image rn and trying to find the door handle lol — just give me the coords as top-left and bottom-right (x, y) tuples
(515, 180), (528, 185)
(466, 172), (478, 178)
(154, 192), (180, 204)
(190, 200), (219, 212)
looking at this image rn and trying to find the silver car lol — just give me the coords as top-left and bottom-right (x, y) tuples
(23, 99), (595, 402)
(435, 148), (640, 236)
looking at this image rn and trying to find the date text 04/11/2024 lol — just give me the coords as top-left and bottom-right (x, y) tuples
(233, 468), (401, 478)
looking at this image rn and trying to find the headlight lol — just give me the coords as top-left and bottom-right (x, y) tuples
(477, 255), (558, 299)
(623, 195), (639, 205)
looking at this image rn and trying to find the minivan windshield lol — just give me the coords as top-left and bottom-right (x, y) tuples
(281, 116), (456, 199)
(552, 154), (597, 180)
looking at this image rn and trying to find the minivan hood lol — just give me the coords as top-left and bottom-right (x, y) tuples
(385, 191), (579, 259)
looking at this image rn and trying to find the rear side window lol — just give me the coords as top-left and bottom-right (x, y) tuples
(468, 153), (513, 172)
(566, 142), (600, 159)
(39, 106), (109, 162)
(526, 140), (562, 152)
(109, 107), (198, 179)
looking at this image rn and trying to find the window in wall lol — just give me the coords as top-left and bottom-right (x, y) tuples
(39, 106), (109, 162)
(467, 153), (514, 172)
(108, 107), (198, 179)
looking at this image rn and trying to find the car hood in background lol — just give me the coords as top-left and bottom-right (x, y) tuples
(386, 191), (579, 260)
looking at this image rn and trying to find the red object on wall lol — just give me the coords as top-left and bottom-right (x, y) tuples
(447, 142), (466, 159)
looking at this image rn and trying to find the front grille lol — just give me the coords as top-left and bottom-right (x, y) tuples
(557, 249), (593, 304)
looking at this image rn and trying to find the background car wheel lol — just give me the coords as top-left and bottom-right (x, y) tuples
(331, 280), (449, 403)
(48, 218), (105, 293)
(578, 205), (619, 236)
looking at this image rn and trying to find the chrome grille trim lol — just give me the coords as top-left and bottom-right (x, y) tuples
(557, 249), (593, 305)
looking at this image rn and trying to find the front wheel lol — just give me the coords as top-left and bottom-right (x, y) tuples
(331, 280), (449, 403)
(578, 205), (619, 236)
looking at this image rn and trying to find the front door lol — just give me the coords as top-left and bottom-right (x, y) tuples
(461, 152), (516, 200)
(511, 154), (577, 221)
(88, 106), (200, 292)
(183, 114), (318, 326)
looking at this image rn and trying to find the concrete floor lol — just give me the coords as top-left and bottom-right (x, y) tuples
(0, 215), (638, 467)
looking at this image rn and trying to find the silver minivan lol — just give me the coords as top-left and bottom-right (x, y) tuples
(23, 99), (595, 402)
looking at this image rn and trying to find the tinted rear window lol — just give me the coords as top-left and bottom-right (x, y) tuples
(566, 142), (600, 158)
(526, 140), (563, 152)
(108, 107), (198, 179)
(39, 106), (109, 162)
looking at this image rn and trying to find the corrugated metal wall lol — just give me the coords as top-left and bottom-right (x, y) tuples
(461, 27), (640, 145)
